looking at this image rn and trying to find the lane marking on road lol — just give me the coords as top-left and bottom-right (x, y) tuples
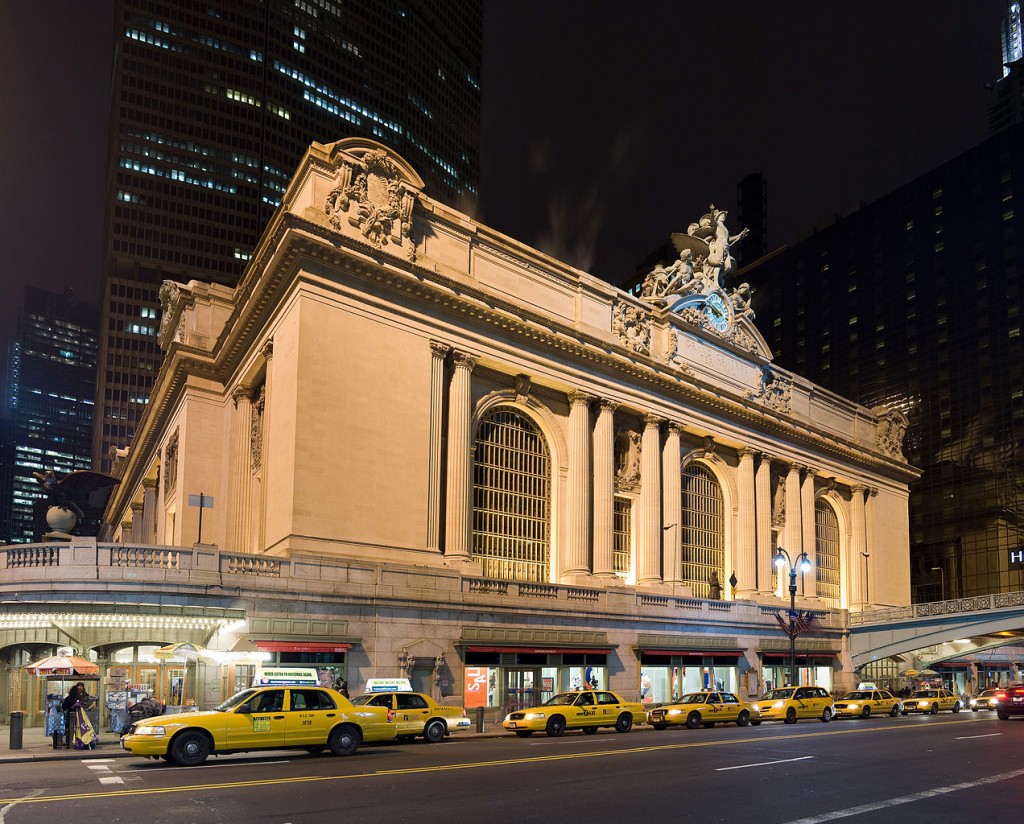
(97, 777), (125, 785)
(716, 755), (814, 771)
(0, 789), (44, 823)
(0, 717), (994, 807)
(955, 733), (1002, 740)
(142, 759), (293, 771)
(781, 766), (1024, 824)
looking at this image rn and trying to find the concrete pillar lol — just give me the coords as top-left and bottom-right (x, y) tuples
(735, 447), (757, 599)
(565, 391), (595, 577)
(638, 414), (663, 585)
(444, 351), (479, 561)
(592, 399), (618, 578)
(662, 422), (683, 585)
(427, 341), (450, 551)
(755, 452), (774, 594)
(129, 501), (144, 544)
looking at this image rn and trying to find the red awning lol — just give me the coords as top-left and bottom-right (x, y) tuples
(254, 641), (351, 653)
(761, 652), (836, 661)
(641, 650), (743, 658)
(466, 646), (610, 655)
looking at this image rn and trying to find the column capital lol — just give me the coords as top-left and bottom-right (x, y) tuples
(568, 389), (597, 408)
(737, 446), (757, 460)
(666, 421), (685, 438)
(788, 461), (806, 475)
(597, 398), (619, 415)
(130, 500), (144, 513)
(643, 413), (663, 430)
(758, 451), (775, 465)
(142, 477), (158, 490)
(451, 350), (479, 371)
(429, 339), (451, 358)
(232, 385), (252, 407)
(851, 483), (869, 496)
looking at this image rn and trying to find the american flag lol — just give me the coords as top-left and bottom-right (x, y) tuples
(775, 610), (815, 635)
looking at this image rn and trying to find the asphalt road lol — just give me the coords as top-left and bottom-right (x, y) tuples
(2, 713), (1023, 824)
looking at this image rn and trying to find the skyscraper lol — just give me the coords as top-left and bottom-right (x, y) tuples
(4, 288), (99, 542)
(741, 120), (1024, 602)
(95, 0), (482, 470)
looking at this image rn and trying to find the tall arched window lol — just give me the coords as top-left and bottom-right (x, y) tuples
(680, 462), (724, 598)
(471, 408), (551, 582)
(815, 499), (841, 608)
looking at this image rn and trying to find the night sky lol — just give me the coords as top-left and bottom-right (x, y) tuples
(0, 1), (1009, 342)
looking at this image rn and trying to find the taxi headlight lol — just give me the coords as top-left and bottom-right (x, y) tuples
(917, 700), (929, 707)
(667, 709), (683, 716)
(523, 712), (546, 721)
(133, 726), (167, 737)
(772, 700), (785, 709)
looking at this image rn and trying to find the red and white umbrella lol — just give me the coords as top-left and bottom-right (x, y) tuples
(25, 654), (99, 677)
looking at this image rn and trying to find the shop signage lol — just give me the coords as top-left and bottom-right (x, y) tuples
(1009, 547), (1024, 568)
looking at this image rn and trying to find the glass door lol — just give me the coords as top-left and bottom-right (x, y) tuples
(503, 669), (540, 714)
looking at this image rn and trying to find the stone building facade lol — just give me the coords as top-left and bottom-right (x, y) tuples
(2, 139), (917, 724)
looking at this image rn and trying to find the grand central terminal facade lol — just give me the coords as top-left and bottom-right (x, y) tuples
(1, 139), (918, 724)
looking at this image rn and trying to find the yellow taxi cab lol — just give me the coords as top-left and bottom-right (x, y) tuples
(751, 686), (834, 724)
(832, 688), (902, 719)
(350, 691), (471, 742)
(900, 688), (962, 715)
(969, 689), (1001, 711)
(647, 690), (761, 729)
(502, 690), (646, 737)
(121, 685), (396, 765)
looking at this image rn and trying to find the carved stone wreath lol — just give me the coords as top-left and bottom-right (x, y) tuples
(874, 407), (909, 461)
(613, 300), (650, 355)
(325, 148), (415, 249)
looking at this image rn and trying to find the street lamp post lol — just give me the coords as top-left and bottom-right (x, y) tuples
(775, 548), (812, 687)
(931, 566), (945, 602)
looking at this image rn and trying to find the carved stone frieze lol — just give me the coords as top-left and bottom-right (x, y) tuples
(771, 474), (786, 528)
(325, 147), (416, 250)
(250, 385), (266, 470)
(612, 300), (650, 355)
(163, 430), (179, 491)
(614, 426), (642, 493)
(873, 406), (909, 462)
(747, 364), (793, 414)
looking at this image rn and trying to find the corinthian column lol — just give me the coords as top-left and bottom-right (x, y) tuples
(444, 351), (479, 561)
(565, 391), (595, 578)
(755, 453), (774, 593)
(850, 485), (868, 607)
(783, 462), (802, 597)
(662, 423), (683, 585)
(228, 386), (253, 552)
(592, 399), (618, 578)
(801, 467), (818, 598)
(638, 414), (663, 585)
(140, 478), (158, 545)
(427, 341), (450, 551)
(735, 447), (757, 599)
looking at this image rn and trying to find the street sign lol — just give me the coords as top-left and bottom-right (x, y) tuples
(188, 492), (214, 543)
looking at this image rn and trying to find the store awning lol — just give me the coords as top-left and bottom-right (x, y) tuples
(640, 650), (743, 658)
(465, 646), (611, 655)
(761, 652), (837, 662)
(254, 641), (351, 653)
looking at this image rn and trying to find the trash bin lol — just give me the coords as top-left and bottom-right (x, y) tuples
(475, 706), (485, 733)
(9, 711), (23, 750)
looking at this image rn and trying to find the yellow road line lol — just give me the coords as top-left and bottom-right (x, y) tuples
(0, 719), (978, 807)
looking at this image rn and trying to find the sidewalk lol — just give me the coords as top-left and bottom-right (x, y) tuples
(0, 721), (511, 764)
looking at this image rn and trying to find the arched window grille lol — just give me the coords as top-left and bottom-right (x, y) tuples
(680, 463), (724, 598)
(471, 408), (551, 582)
(815, 499), (841, 608)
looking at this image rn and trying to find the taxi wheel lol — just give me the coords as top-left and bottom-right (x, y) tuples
(615, 713), (633, 733)
(997, 711), (1010, 720)
(515, 730), (534, 737)
(170, 731), (210, 766)
(545, 716), (566, 737)
(736, 710), (750, 727)
(702, 722), (716, 728)
(972, 707), (979, 712)
(424, 720), (447, 743)
(890, 705), (900, 717)
(652, 723), (667, 731)
(861, 706), (871, 719)
(929, 704), (939, 715)
(582, 726), (598, 735)
(821, 707), (833, 722)
(304, 746), (326, 755)
(328, 724), (361, 756)
(784, 708), (797, 724)
(750, 720), (762, 726)
(686, 712), (702, 730)
(952, 703), (961, 714)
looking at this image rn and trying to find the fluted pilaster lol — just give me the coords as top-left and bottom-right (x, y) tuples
(755, 453), (774, 592)
(427, 341), (450, 551)
(801, 467), (817, 598)
(783, 462), (802, 596)
(592, 399), (618, 577)
(140, 478), (158, 546)
(444, 351), (479, 561)
(565, 391), (595, 577)
(228, 386), (253, 552)
(735, 447), (757, 598)
(638, 414), (663, 585)
(851, 485), (869, 607)
(662, 423), (683, 584)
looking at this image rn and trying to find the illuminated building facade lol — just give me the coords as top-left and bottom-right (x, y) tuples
(742, 121), (1024, 603)
(0, 138), (915, 725)
(2, 288), (98, 543)
(95, 0), (482, 472)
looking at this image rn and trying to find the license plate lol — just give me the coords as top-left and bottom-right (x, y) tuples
(508, 722), (517, 728)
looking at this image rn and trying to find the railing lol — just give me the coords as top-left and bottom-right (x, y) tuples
(111, 546), (180, 569)
(850, 589), (1024, 626)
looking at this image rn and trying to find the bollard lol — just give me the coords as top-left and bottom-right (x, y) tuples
(9, 711), (24, 750)
(475, 705), (484, 733)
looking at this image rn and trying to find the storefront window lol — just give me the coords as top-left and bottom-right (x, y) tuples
(463, 652), (607, 710)
(639, 656), (741, 704)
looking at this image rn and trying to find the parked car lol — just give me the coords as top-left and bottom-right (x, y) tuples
(503, 690), (646, 737)
(969, 689), (1001, 711)
(647, 690), (760, 729)
(994, 684), (1024, 720)
(121, 686), (396, 766)
(900, 688), (961, 714)
(832, 689), (902, 719)
(350, 691), (471, 742)
(750, 686), (834, 724)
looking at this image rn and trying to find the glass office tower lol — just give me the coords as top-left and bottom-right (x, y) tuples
(95, 0), (482, 470)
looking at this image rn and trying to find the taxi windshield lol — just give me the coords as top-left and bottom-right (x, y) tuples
(913, 690), (937, 698)
(678, 693), (710, 704)
(215, 688), (261, 712)
(349, 694), (375, 705)
(845, 691), (872, 700)
(765, 688), (796, 700)
(543, 692), (583, 706)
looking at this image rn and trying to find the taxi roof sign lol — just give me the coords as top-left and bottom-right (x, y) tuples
(365, 678), (412, 692)
(253, 667), (320, 686)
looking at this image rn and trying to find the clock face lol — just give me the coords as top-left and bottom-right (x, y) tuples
(704, 291), (731, 332)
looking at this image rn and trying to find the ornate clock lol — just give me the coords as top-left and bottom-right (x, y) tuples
(703, 290), (732, 333)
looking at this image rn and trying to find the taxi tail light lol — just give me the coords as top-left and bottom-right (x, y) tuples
(995, 692), (1007, 700)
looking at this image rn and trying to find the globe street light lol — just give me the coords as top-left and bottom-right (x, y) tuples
(775, 547), (812, 687)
